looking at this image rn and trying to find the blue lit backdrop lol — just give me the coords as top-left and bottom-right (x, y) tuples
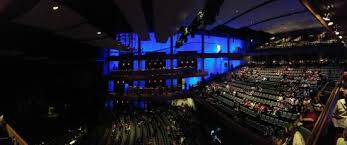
(105, 32), (246, 91)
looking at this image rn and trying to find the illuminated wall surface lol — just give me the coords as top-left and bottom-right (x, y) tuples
(104, 33), (246, 91)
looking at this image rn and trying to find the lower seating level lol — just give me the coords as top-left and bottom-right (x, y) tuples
(80, 106), (204, 145)
(201, 62), (342, 144)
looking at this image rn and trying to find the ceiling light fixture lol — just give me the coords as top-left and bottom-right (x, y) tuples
(339, 36), (343, 39)
(322, 17), (330, 21)
(335, 31), (340, 35)
(53, 6), (59, 10)
(97, 31), (102, 35)
(328, 22), (334, 26)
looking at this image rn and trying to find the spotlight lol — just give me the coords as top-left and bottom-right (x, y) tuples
(270, 37), (275, 40)
(53, 6), (59, 10)
(328, 22), (334, 26)
(339, 36), (343, 39)
(97, 31), (102, 35)
(335, 31), (340, 35)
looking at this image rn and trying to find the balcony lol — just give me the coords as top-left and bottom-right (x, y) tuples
(108, 87), (195, 101)
(107, 53), (244, 61)
(108, 67), (207, 81)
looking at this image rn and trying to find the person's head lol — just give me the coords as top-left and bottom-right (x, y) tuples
(343, 91), (347, 100)
(304, 104), (314, 113)
(343, 128), (347, 140)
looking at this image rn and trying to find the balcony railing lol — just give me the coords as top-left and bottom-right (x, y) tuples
(108, 67), (207, 80)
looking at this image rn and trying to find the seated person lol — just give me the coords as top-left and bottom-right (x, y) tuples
(333, 92), (347, 129)
(336, 128), (347, 145)
(300, 105), (317, 130)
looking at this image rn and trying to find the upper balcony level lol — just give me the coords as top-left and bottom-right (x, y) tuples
(106, 53), (245, 61)
(108, 67), (207, 81)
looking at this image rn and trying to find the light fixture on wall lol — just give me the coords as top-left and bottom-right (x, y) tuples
(52, 6), (59, 10)
(322, 17), (330, 21)
(328, 22), (334, 26)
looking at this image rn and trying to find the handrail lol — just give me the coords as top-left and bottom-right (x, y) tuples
(315, 82), (329, 103)
(308, 73), (344, 145)
(5, 123), (29, 145)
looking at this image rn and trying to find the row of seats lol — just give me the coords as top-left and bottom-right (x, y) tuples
(95, 108), (197, 145)
(220, 91), (298, 121)
(237, 92), (278, 107)
(243, 117), (271, 135)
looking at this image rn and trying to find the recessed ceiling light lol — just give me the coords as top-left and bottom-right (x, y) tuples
(322, 17), (330, 21)
(339, 36), (343, 39)
(328, 22), (334, 26)
(97, 31), (102, 35)
(342, 41), (345, 43)
(53, 6), (59, 10)
(335, 31), (340, 35)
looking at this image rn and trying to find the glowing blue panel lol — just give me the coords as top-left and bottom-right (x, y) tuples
(173, 34), (202, 53)
(117, 33), (138, 50)
(103, 61), (109, 76)
(133, 81), (138, 87)
(140, 60), (146, 71)
(133, 60), (139, 71)
(109, 61), (118, 71)
(230, 38), (244, 53)
(124, 83), (129, 93)
(166, 79), (171, 87)
(185, 77), (201, 88)
(108, 80), (114, 92)
(138, 101), (145, 110)
(166, 59), (171, 69)
(173, 59), (177, 68)
(109, 49), (119, 56)
(204, 58), (230, 78)
(172, 79), (177, 87)
(197, 58), (203, 72)
(205, 36), (228, 53)
(104, 99), (114, 110)
(139, 80), (145, 88)
(231, 60), (242, 69)
(141, 33), (170, 53)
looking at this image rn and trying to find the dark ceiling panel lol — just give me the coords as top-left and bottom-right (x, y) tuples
(12, 0), (86, 30)
(250, 12), (321, 33)
(226, 0), (306, 29)
(63, 0), (132, 35)
(0, 23), (99, 59)
(207, 0), (268, 29)
(152, 0), (203, 42)
(55, 23), (106, 40)
(114, 0), (149, 40)
(82, 38), (119, 49)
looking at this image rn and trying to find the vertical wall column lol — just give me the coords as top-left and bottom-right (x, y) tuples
(227, 35), (230, 70)
(137, 36), (141, 87)
(201, 32), (205, 81)
(170, 35), (174, 87)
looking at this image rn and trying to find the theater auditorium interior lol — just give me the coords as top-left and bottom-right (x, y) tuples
(1, 0), (347, 145)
